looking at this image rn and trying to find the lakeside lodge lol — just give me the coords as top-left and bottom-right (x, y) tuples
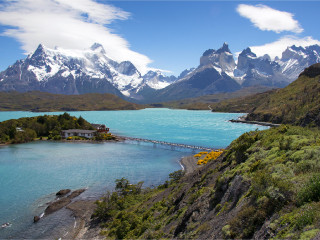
(61, 129), (97, 139)
(60, 124), (109, 139)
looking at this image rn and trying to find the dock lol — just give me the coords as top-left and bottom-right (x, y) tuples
(123, 136), (216, 152)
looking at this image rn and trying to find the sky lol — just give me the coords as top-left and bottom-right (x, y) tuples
(0, 0), (319, 76)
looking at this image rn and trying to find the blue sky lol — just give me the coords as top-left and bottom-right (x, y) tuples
(0, 1), (319, 76)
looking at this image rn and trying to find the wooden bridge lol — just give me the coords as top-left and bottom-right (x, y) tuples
(123, 136), (216, 152)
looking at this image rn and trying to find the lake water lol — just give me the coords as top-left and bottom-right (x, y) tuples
(0, 109), (268, 238)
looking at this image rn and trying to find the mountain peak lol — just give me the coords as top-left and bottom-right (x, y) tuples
(217, 42), (231, 54)
(202, 49), (215, 57)
(239, 47), (256, 58)
(90, 43), (106, 54)
(32, 44), (46, 56)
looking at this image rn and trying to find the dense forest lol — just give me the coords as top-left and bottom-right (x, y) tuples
(0, 113), (93, 144)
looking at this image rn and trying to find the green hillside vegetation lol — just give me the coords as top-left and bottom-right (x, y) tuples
(0, 113), (93, 144)
(245, 63), (320, 126)
(93, 125), (320, 239)
(0, 91), (144, 112)
(208, 89), (276, 113)
(209, 63), (320, 127)
(155, 86), (273, 110)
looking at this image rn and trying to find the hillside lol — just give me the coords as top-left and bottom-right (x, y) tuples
(156, 86), (273, 110)
(207, 63), (320, 127)
(93, 125), (320, 239)
(245, 63), (320, 126)
(0, 91), (144, 112)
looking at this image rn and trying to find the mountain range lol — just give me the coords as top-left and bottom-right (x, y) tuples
(0, 42), (319, 103)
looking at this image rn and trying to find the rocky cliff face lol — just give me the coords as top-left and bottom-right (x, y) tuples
(200, 43), (236, 73)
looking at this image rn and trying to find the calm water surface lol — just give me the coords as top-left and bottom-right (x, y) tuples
(0, 108), (268, 148)
(0, 109), (268, 238)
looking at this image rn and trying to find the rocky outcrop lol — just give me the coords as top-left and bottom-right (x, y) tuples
(44, 189), (86, 215)
(33, 216), (40, 223)
(299, 62), (320, 78)
(56, 189), (71, 196)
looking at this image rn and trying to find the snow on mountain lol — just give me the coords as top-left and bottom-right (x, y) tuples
(1, 42), (320, 102)
(164, 42), (320, 101)
(200, 42), (236, 73)
(0, 43), (177, 97)
(141, 70), (177, 90)
(277, 45), (320, 81)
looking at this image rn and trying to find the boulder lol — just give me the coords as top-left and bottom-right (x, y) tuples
(33, 216), (40, 223)
(56, 189), (71, 196)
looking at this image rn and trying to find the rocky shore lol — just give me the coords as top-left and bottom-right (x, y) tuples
(50, 154), (200, 239)
(27, 153), (199, 239)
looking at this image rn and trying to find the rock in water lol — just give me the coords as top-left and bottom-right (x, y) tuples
(33, 216), (40, 223)
(56, 189), (71, 196)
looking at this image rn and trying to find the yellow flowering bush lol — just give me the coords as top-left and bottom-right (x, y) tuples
(197, 159), (204, 165)
(196, 150), (224, 165)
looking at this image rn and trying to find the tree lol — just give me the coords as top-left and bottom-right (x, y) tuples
(77, 116), (85, 127)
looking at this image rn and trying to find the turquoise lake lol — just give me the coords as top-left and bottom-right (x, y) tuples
(0, 109), (269, 238)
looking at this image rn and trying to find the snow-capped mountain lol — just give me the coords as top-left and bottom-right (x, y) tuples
(200, 42), (236, 74)
(147, 44), (241, 103)
(1, 42), (320, 103)
(0, 43), (175, 97)
(142, 70), (176, 90)
(177, 43), (320, 90)
(278, 45), (320, 81)
(143, 43), (320, 103)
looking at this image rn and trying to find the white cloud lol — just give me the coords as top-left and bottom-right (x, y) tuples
(237, 4), (303, 34)
(0, 0), (152, 74)
(249, 36), (320, 59)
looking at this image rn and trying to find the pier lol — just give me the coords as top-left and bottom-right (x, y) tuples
(123, 136), (216, 152)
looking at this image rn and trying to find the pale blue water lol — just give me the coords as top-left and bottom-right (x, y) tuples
(0, 108), (268, 148)
(0, 109), (268, 238)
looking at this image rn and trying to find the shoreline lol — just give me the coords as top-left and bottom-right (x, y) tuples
(0, 135), (125, 146)
(61, 154), (200, 239)
(229, 119), (280, 127)
(180, 155), (200, 175)
(226, 113), (280, 127)
(3, 135), (201, 239)
(55, 154), (199, 239)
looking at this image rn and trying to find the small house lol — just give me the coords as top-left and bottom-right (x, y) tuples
(61, 129), (97, 139)
(91, 124), (109, 133)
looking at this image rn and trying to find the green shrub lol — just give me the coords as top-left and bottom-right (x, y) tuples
(298, 174), (320, 206)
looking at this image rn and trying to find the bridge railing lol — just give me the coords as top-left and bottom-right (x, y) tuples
(122, 136), (216, 152)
